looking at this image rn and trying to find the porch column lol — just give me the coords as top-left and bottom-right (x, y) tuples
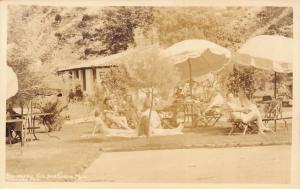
(78, 69), (84, 90)
(72, 70), (77, 89)
(85, 69), (94, 94)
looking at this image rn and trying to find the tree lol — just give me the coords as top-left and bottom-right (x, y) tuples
(76, 6), (154, 57)
(122, 43), (180, 136)
(101, 66), (133, 97)
(7, 5), (293, 107)
(225, 66), (256, 98)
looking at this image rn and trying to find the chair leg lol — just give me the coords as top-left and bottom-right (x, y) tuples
(242, 124), (248, 135)
(236, 122), (244, 131)
(92, 125), (97, 136)
(228, 127), (234, 135)
(228, 123), (236, 136)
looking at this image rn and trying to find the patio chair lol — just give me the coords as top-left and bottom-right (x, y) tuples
(181, 101), (223, 127)
(227, 105), (281, 135)
(262, 98), (292, 131)
(197, 106), (223, 127)
(227, 111), (257, 135)
(182, 102), (197, 127)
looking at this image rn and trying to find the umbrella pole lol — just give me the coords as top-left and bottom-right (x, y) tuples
(188, 59), (194, 127)
(274, 72), (277, 99)
(189, 60), (192, 97)
(274, 72), (277, 131)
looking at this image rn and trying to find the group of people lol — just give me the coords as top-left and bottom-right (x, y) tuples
(174, 83), (219, 105)
(203, 90), (273, 134)
(173, 78), (274, 135)
(92, 85), (274, 137)
(92, 92), (184, 137)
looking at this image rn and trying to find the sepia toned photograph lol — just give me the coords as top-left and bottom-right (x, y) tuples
(4, 2), (295, 184)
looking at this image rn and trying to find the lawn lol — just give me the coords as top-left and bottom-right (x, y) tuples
(6, 122), (101, 182)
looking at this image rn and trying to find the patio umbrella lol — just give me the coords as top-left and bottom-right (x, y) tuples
(232, 35), (293, 98)
(6, 65), (19, 99)
(164, 39), (231, 96)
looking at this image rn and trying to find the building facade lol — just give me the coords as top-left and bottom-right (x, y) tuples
(57, 52), (124, 94)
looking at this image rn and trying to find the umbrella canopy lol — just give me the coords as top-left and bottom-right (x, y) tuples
(164, 39), (231, 80)
(6, 65), (18, 99)
(233, 35), (293, 73)
(232, 35), (293, 100)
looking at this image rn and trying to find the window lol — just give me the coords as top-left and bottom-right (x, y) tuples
(99, 71), (106, 80)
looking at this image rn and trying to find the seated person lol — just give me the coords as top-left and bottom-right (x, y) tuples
(182, 83), (191, 96)
(6, 103), (22, 141)
(204, 89), (224, 114)
(119, 94), (139, 129)
(225, 93), (244, 119)
(75, 86), (83, 101)
(226, 92), (272, 134)
(68, 89), (75, 102)
(6, 103), (21, 119)
(191, 82), (202, 100)
(102, 97), (132, 130)
(93, 110), (136, 137)
(174, 87), (185, 102)
(139, 95), (184, 136)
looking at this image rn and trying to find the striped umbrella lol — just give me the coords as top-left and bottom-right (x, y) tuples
(232, 35), (293, 98)
(164, 39), (231, 96)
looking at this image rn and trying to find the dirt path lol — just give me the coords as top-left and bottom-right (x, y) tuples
(78, 145), (290, 183)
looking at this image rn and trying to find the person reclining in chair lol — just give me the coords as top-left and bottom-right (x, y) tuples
(93, 110), (136, 137)
(204, 89), (224, 115)
(102, 97), (133, 131)
(226, 92), (272, 135)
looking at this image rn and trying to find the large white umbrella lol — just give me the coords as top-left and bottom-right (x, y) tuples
(6, 65), (19, 99)
(164, 39), (231, 95)
(234, 35), (292, 73)
(232, 35), (293, 98)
